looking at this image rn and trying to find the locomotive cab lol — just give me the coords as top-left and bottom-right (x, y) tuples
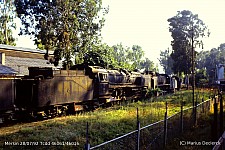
(97, 72), (109, 97)
(88, 66), (110, 102)
(71, 65), (110, 103)
(157, 74), (171, 91)
(98, 72), (108, 82)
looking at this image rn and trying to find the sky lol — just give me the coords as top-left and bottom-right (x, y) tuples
(100, 0), (225, 71)
(15, 0), (225, 72)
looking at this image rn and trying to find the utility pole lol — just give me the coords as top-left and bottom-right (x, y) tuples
(191, 27), (195, 108)
(190, 25), (204, 109)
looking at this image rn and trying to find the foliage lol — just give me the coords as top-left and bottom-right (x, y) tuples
(158, 48), (174, 74)
(14, 1), (155, 71)
(168, 10), (209, 75)
(110, 43), (155, 71)
(146, 88), (162, 97)
(195, 68), (208, 86)
(15, 0), (108, 68)
(196, 43), (225, 83)
(69, 42), (155, 71)
(83, 43), (117, 68)
(83, 51), (106, 67)
(140, 57), (155, 71)
(111, 43), (132, 69)
(129, 45), (144, 69)
(0, 0), (16, 45)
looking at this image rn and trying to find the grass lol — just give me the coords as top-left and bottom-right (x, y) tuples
(0, 89), (214, 150)
(166, 113), (214, 150)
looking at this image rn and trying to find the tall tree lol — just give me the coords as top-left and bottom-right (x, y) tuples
(140, 58), (155, 71)
(84, 43), (116, 68)
(158, 48), (173, 74)
(0, 0), (16, 45)
(196, 50), (208, 70)
(15, 0), (107, 68)
(168, 10), (209, 75)
(112, 43), (132, 70)
(128, 45), (144, 69)
(111, 44), (149, 71)
(196, 43), (225, 82)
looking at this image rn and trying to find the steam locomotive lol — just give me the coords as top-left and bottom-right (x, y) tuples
(0, 65), (181, 122)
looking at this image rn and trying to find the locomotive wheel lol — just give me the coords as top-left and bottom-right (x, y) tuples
(1, 113), (14, 123)
(58, 106), (68, 116)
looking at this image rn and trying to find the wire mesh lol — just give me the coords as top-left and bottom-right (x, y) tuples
(140, 120), (164, 150)
(89, 97), (214, 150)
(167, 112), (181, 140)
(90, 130), (138, 150)
(182, 106), (194, 130)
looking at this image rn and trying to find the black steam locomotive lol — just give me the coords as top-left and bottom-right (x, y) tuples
(0, 65), (181, 122)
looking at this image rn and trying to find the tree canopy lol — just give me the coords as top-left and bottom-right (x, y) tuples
(0, 0), (17, 45)
(158, 48), (173, 74)
(168, 10), (209, 75)
(83, 43), (155, 71)
(110, 43), (154, 71)
(196, 43), (225, 83)
(15, 0), (107, 67)
(13, 0), (157, 71)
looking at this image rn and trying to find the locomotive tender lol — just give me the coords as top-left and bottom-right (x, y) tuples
(0, 65), (180, 122)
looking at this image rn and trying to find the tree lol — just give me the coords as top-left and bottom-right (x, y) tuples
(128, 45), (144, 69)
(15, 0), (107, 68)
(158, 48), (173, 74)
(0, 0), (16, 45)
(195, 68), (208, 86)
(140, 58), (155, 71)
(196, 50), (208, 70)
(168, 10), (209, 108)
(111, 43), (149, 71)
(168, 10), (209, 75)
(84, 43), (116, 68)
(82, 42), (155, 71)
(111, 43), (132, 70)
(196, 43), (225, 83)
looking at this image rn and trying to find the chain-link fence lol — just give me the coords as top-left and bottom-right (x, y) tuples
(213, 93), (225, 150)
(89, 129), (137, 150)
(86, 96), (218, 150)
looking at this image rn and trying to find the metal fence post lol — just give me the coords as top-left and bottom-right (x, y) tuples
(84, 122), (90, 150)
(136, 108), (140, 150)
(163, 102), (168, 149)
(202, 98), (204, 113)
(210, 96), (214, 112)
(180, 101), (183, 133)
(194, 101), (198, 126)
(219, 92), (223, 135)
(213, 97), (218, 142)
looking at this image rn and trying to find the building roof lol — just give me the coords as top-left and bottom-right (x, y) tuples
(0, 64), (17, 75)
(0, 44), (53, 59)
